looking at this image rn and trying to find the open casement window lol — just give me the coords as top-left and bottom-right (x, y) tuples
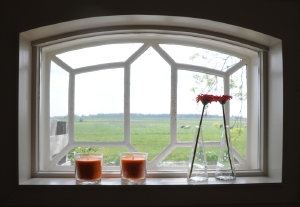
(38, 32), (261, 176)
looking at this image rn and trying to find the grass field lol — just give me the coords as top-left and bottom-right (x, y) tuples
(64, 116), (247, 166)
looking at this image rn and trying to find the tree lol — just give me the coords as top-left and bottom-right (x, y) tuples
(189, 50), (247, 141)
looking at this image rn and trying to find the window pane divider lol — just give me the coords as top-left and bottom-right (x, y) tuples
(151, 43), (176, 65)
(224, 73), (230, 123)
(50, 55), (73, 72)
(68, 72), (75, 143)
(73, 62), (125, 74)
(176, 63), (226, 77)
(170, 65), (177, 145)
(47, 145), (73, 169)
(71, 141), (127, 146)
(225, 59), (249, 75)
(126, 42), (151, 64)
(232, 147), (247, 167)
(147, 145), (176, 168)
(124, 63), (130, 145)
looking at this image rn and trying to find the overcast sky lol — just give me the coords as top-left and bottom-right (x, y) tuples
(50, 44), (247, 118)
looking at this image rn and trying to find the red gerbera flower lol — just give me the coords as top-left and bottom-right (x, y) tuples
(215, 95), (232, 105)
(196, 94), (216, 105)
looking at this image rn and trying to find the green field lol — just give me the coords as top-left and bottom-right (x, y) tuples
(64, 116), (247, 166)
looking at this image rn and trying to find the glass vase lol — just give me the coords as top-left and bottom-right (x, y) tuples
(215, 126), (236, 180)
(187, 126), (208, 183)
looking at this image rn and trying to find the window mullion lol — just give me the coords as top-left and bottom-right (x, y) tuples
(225, 59), (249, 75)
(68, 71), (75, 145)
(51, 55), (73, 72)
(148, 64), (178, 168)
(124, 42), (151, 151)
(176, 63), (225, 77)
(151, 43), (176, 65)
(124, 64), (130, 145)
(224, 74), (230, 124)
(170, 65), (177, 144)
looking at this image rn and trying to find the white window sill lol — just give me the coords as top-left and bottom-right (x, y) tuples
(20, 176), (280, 185)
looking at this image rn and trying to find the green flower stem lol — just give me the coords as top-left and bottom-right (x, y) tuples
(188, 104), (205, 179)
(221, 104), (234, 177)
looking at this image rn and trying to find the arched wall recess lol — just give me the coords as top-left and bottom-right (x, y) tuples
(19, 15), (282, 183)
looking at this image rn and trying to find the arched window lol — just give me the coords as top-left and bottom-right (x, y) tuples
(37, 29), (262, 176)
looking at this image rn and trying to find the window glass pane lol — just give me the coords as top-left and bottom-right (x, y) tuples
(74, 69), (124, 141)
(57, 43), (143, 69)
(177, 117), (198, 142)
(158, 147), (220, 167)
(205, 147), (219, 165)
(50, 61), (69, 160)
(159, 148), (190, 168)
(130, 47), (171, 161)
(160, 44), (241, 71)
(230, 66), (247, 158)
(50, 62), (69, 118)
(177, 70), (223, 142)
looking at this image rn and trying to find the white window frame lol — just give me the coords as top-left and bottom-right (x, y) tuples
(38, 33), (259, 175)
(18, 15), (282, 184)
